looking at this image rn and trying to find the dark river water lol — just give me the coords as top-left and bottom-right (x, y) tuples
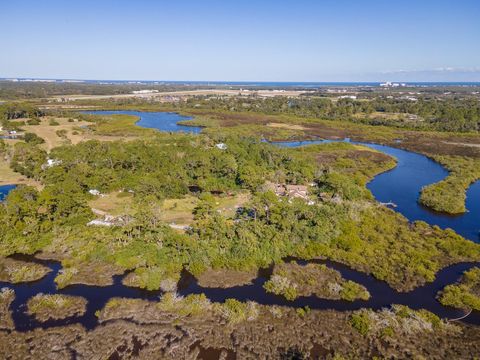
(1, 111), (479, 331)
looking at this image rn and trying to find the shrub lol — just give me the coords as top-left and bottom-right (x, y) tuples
(23, 132), (45, 145)
(340, 281), (370, 301)
(264, 275), (298, 301)
(218, 299), (259, 324)
(27, 118), (41, 125)
(157, 293), (211, 317)
(349, 310), (371, 336)
(56, 129), (68, 139)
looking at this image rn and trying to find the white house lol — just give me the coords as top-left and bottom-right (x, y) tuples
(46, 158), (61, 167)
(216, 143), (228, 150)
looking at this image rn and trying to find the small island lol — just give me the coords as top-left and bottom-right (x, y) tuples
(264, 261), (370, 301)
(0, 258), (50, 284)
(27, 294), (87, 322)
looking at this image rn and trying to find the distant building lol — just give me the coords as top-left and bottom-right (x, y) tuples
(380, 82), (406, 88)
(216, 143), (228, 150)
(88, 189), (101, 196)
(131, 90), (159, 94)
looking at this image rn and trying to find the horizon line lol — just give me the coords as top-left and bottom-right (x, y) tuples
(2, 77), (480, 85)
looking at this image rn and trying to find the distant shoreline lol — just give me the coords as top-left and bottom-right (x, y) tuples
(2, 78), (480, 88)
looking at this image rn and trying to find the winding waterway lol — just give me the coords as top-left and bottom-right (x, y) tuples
(275, 140), (480, 242)
(1, 111), (479, 331)
(83, 110), (203, 134)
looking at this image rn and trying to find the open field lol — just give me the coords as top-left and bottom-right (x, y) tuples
(4, 115), (148, 152)
(88, 191), (134, 216)
(0, 157), (41, 187)
(48, 88), (310, 102)
(160, 192), (251, 225)
(9, 116), (92, 150)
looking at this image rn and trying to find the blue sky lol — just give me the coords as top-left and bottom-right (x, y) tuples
(1, 0), (479, 81)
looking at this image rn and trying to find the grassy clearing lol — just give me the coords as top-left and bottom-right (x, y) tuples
(27, 294), (87, 321)
(11, 117), (92, 151)
(0, 158), (40, 187)
(5, 115), (143, 154)
(88, 191), (134, 216)
(160, 196), (198, 224)
(438, 267), (480, 311)
(157, 293), (214, 317)
(419, 155), (480, 214)
(160, 192), (251, 225)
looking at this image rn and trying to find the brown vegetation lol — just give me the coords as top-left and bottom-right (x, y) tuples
(0, 257), (50, 283)
(196, 268), (257, 288)
(0, 288), (14, 329)
(27, 294), (87, 322)
(1, 297), (477, 359)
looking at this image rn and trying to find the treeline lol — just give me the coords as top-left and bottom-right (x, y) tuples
(0, 103), (44, 131)
(174, 96), (480, 132)
(0, 102), (44, 120)
(0, 81), (262, 99)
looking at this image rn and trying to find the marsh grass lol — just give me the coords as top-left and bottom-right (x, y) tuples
(0, 258), (50, 284)
(350, 305), (457, 338)
(27, 293), (87, 321)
